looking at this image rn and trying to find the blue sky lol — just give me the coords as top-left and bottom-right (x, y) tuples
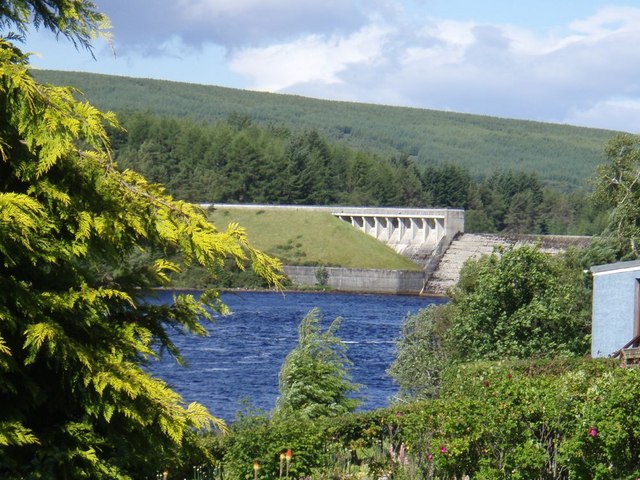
(20, 1), (640, 132)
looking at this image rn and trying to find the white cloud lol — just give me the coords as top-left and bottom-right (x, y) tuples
(569, 5), (640, 36)
(402, 19), (473, 67)
(222, 4), (640, 131)
(180, 0), (320, 17)
(98, 0), (373, 49)
(563, 98), (640, 133)
(230, 24), (389, 91)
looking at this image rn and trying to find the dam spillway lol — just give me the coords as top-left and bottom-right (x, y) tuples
(330, 207), (464, 255)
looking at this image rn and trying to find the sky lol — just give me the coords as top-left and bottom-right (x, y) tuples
(20, 0), (640, 133)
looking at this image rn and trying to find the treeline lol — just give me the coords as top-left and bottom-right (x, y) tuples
(111, 112), (607, 235)
(35, 70), (618, 188)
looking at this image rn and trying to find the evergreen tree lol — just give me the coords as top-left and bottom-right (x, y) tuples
(393, 155), (428, 207)
(343, 152), (377, 204)
(0, 3), (281, 477)
(504, 190), (540, 233)
(274, 309), (360, 419)
(422, 163), (471, 208)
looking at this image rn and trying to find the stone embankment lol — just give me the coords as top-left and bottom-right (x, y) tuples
(282, 232), (590, 296)
(422, 233), (591, 295)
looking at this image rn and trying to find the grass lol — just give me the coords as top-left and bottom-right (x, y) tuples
(207, 208), (421, 270)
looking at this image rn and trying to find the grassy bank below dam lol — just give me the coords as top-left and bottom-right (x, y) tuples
(207, 207), (421, 271)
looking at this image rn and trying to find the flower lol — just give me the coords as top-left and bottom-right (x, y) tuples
(439, 445), (447, 454)
(286, 448), (292, 460)
(588, 426), (598, 437)
(427, 453), (433, 462)
(398, 443), (407, 465)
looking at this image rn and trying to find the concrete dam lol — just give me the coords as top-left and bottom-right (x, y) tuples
(204, 204), (468, 294)
(203, 204), (591, 294)
(204, 204), (464, 255)
(331, 207), (464, 262)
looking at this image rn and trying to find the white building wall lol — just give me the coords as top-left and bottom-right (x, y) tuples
(591, 261), (640, 357)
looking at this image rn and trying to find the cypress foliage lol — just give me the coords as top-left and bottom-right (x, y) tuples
(0, 3), (281, 478)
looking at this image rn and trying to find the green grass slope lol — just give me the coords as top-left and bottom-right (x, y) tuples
(208, 208), (420, 270)
(33, 70), (621, 189)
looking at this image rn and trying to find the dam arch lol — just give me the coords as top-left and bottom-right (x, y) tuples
(330, 207), (464, 254)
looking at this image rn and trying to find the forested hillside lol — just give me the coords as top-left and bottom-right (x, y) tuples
(103, 112), (604, 235)
(33, 70), (620, 189)
(29, 70), (620, 236)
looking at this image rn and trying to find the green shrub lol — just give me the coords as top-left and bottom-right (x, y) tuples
(221, 410), (326, 479)
(274, 309), (361, 419)
(559, 367), (640, 479)
(388, 305), (452, 400)
(213, 359), (640, 479)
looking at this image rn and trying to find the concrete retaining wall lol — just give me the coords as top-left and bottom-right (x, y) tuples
(283, 266), (425, 295)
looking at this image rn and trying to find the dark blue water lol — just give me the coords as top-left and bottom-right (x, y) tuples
(149, 291), (443, 422)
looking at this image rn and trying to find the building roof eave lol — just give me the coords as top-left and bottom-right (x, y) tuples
(591, 260), (640, 276)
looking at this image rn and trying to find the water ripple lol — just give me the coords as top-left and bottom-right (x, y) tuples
(149, 291), (443, 421)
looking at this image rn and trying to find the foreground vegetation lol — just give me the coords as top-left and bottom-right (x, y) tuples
(6, 2), (640, 479)
(202, 358), (638, 480)
(0, 2), (281, 478)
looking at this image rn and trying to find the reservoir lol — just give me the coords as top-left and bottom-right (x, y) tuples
(150, 291), (444, 421)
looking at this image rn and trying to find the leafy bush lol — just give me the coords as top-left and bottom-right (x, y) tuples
(446, 245), (590, 360)
(315, 266), (329, 286)
(390, 245), (591, 400)
(559, 368), (640, 478)
(388, 305), (452, 400)
(213, 358), (640, 479)
(221, 410), (327, 480)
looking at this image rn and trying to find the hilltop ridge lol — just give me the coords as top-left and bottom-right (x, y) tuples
(33, 69), (621, 189)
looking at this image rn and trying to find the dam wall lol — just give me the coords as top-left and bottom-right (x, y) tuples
(203, 204), (588, 296)
(282, 266), (425, 295)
